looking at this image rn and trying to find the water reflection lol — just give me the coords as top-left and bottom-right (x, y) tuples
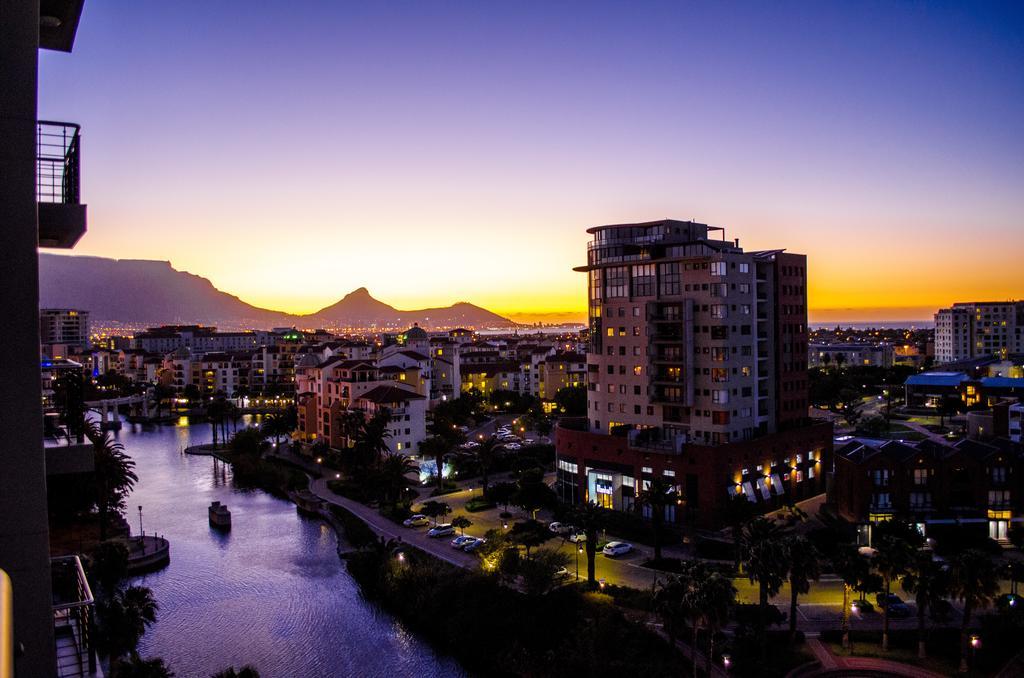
(116, 419), (462, 677)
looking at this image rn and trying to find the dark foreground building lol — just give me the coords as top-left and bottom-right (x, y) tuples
(555, 219), (832, 529)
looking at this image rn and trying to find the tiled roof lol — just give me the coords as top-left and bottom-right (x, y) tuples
(358, 385), (426, 404)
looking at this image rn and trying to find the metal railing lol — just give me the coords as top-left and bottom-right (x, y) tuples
(51, 556), (96, 677)
(1, 569), (11, 678)
(37, 122), (81, 204)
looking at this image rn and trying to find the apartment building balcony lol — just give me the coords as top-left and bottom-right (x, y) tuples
(37, 121), (87, 248)
(52, 556), (98, 677)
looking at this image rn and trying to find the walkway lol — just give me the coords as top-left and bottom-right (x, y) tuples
(803, 638), (948, 678)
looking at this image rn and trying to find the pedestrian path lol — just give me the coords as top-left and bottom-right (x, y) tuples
(802, 638), (947, 678)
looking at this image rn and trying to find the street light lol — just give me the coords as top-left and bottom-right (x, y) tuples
(576, 544), (583, 581)
(722, 654), (731, 672)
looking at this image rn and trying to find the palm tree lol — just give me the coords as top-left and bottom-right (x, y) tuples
(785, 534), (822, 641)
(740, 517), (790, 661)
(725, 493), (757, 573)
(206, 397), (229, 449)
(947, 549), (1000, 673)
(873, 521), (923, 651)
(379, 452), (417, 507)
(472, 436), (501, 495)
(114, 654), (174, 678)
(97, 585), (159, 673)
(211, 667), (260, 678)
(570, 501), (606, 587)
(418, 436), (449, 488)
(354, 408), (392, 468)
(654, 575), (687, 648)
(902, 551), (949, 659)
(833, 544), (868, 649)
(335, 409), (365, 451)
(701, 571), (736, 677)
(86, 422), (138, 541)
(637, 476), (678, 563)
(261, 414), (291, 448)
(420, 500), (451, 526)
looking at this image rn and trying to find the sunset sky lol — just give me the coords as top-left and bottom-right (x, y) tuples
(39, 2), (1023, 324)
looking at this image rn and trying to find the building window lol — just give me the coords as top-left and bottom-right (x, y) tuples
(991, 466), (1007, 483)
(711, 304), (728, 319)
(631, 264), (656, 297)
(913, 468), (928, 486)
(710, 261), (727, 276)
(659, 262), (681, 296)
(872, 469), (890, 487)
(605, 266), (629, 298)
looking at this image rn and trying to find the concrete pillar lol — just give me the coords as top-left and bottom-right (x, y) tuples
(100, 401), (108, 425)
(0, 0), (57, 674)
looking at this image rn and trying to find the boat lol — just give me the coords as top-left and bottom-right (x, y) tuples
(208, 501), (232, 530)
(289, 489), (325, 516)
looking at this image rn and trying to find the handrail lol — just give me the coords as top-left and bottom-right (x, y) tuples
(1, 569), (12, 678)
(36, 121), (81, 204)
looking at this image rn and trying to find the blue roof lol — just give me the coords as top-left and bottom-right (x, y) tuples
(980, 377), (1024, 389)
(905, 372), (969, 387)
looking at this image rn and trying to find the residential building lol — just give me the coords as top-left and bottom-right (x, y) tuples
(2, 2), (95, 675)
(39, 308), (89, 348)
(833, 437), (1023, 545)
(935, 301), (1024, 363)
(555, 219), (831, 529)
(538, 352), (587, 399)
(808, 342), (894, 369)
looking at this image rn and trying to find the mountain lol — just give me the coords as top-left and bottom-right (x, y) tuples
(38, 254), (516, 329)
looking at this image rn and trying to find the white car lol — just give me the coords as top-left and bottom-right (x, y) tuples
(403, 514), (429, 527)
(504, 443), (522, 451)
(523, 438), (536, 446)
(568, 532), (587, 543)
(548, 521), (568, 533)
(602, 541), (633, 557)
(427, 523), (455, 538)
(450, 535), (474, 549)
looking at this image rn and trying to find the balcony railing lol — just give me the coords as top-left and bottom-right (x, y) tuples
(37, 121), (87, 248)
(51, 556), (97, 677)
(37, 121), (81, 204)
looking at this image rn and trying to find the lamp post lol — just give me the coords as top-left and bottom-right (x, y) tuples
(970, 634), (981, 672)
(576, 544), (583, 581)
(137, 505), (143, 537)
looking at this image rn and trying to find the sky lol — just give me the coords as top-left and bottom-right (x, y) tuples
(40, 1), (1024, 324)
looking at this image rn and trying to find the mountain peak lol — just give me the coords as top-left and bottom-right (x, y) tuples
(346, 286), (372, 298)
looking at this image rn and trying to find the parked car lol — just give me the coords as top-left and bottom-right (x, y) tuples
(554, 566), (570, 578)
(875, 593), (911, 618)
(504, 443), (522, 451)
(428, 523), (455, 538)
(523, 438), (536, 446)
(450, 535), (474, 549)
(602, 541), (633, 557)
(568, 532), (587, 543)
(461, 537), (486, 552)
(548, 521), (572, 534)
(403, 514), (429, 527)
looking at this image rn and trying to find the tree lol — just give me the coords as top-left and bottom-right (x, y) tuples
(261, 414), (292, 448)
(570, 501), (606, 587)
(947, 549), (1000, 673)
(113, 655), (174, 678)
(418, 436), (450, 488)
(354, 408), (392, 468)
(508, 519), (552, 558)
(902, 551), (950, 659)
(740, 517), (790, 661)
(833, 544), (866, 649)
(379, 452), (417, 507)
(87, 422), (138, 541)
(518, 547), (571, 595)
(725, 493), (757, 573)
(637, 476), (678, 563)
(873, 522), (921, 651)
(513, 479), (557, 520)
(785, 534), (822, 641)
(53, 368), (87, 443)
(451, 514), (473, 536)
(472, 436), (501, 495)
(420, 500), (451, 525)
(701, 572), (736, 677)
(211, 667), (260, 678)
(206, 397), (229, 449)
(97, 585), (159, 669)
(553, 385), (587, 416)
(656, 561), (736, 678)
(89, 539), (130, 595)
(487, 481), (518, 515)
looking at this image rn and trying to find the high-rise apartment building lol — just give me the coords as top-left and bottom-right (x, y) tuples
(556, 219), (831, 528)
(935, 301), (1024, 364)
(39, 307), (90, 348)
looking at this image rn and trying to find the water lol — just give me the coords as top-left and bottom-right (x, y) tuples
(115, 417), (462, 678)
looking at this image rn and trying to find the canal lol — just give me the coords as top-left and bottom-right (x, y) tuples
(117, 417), (462, 677)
